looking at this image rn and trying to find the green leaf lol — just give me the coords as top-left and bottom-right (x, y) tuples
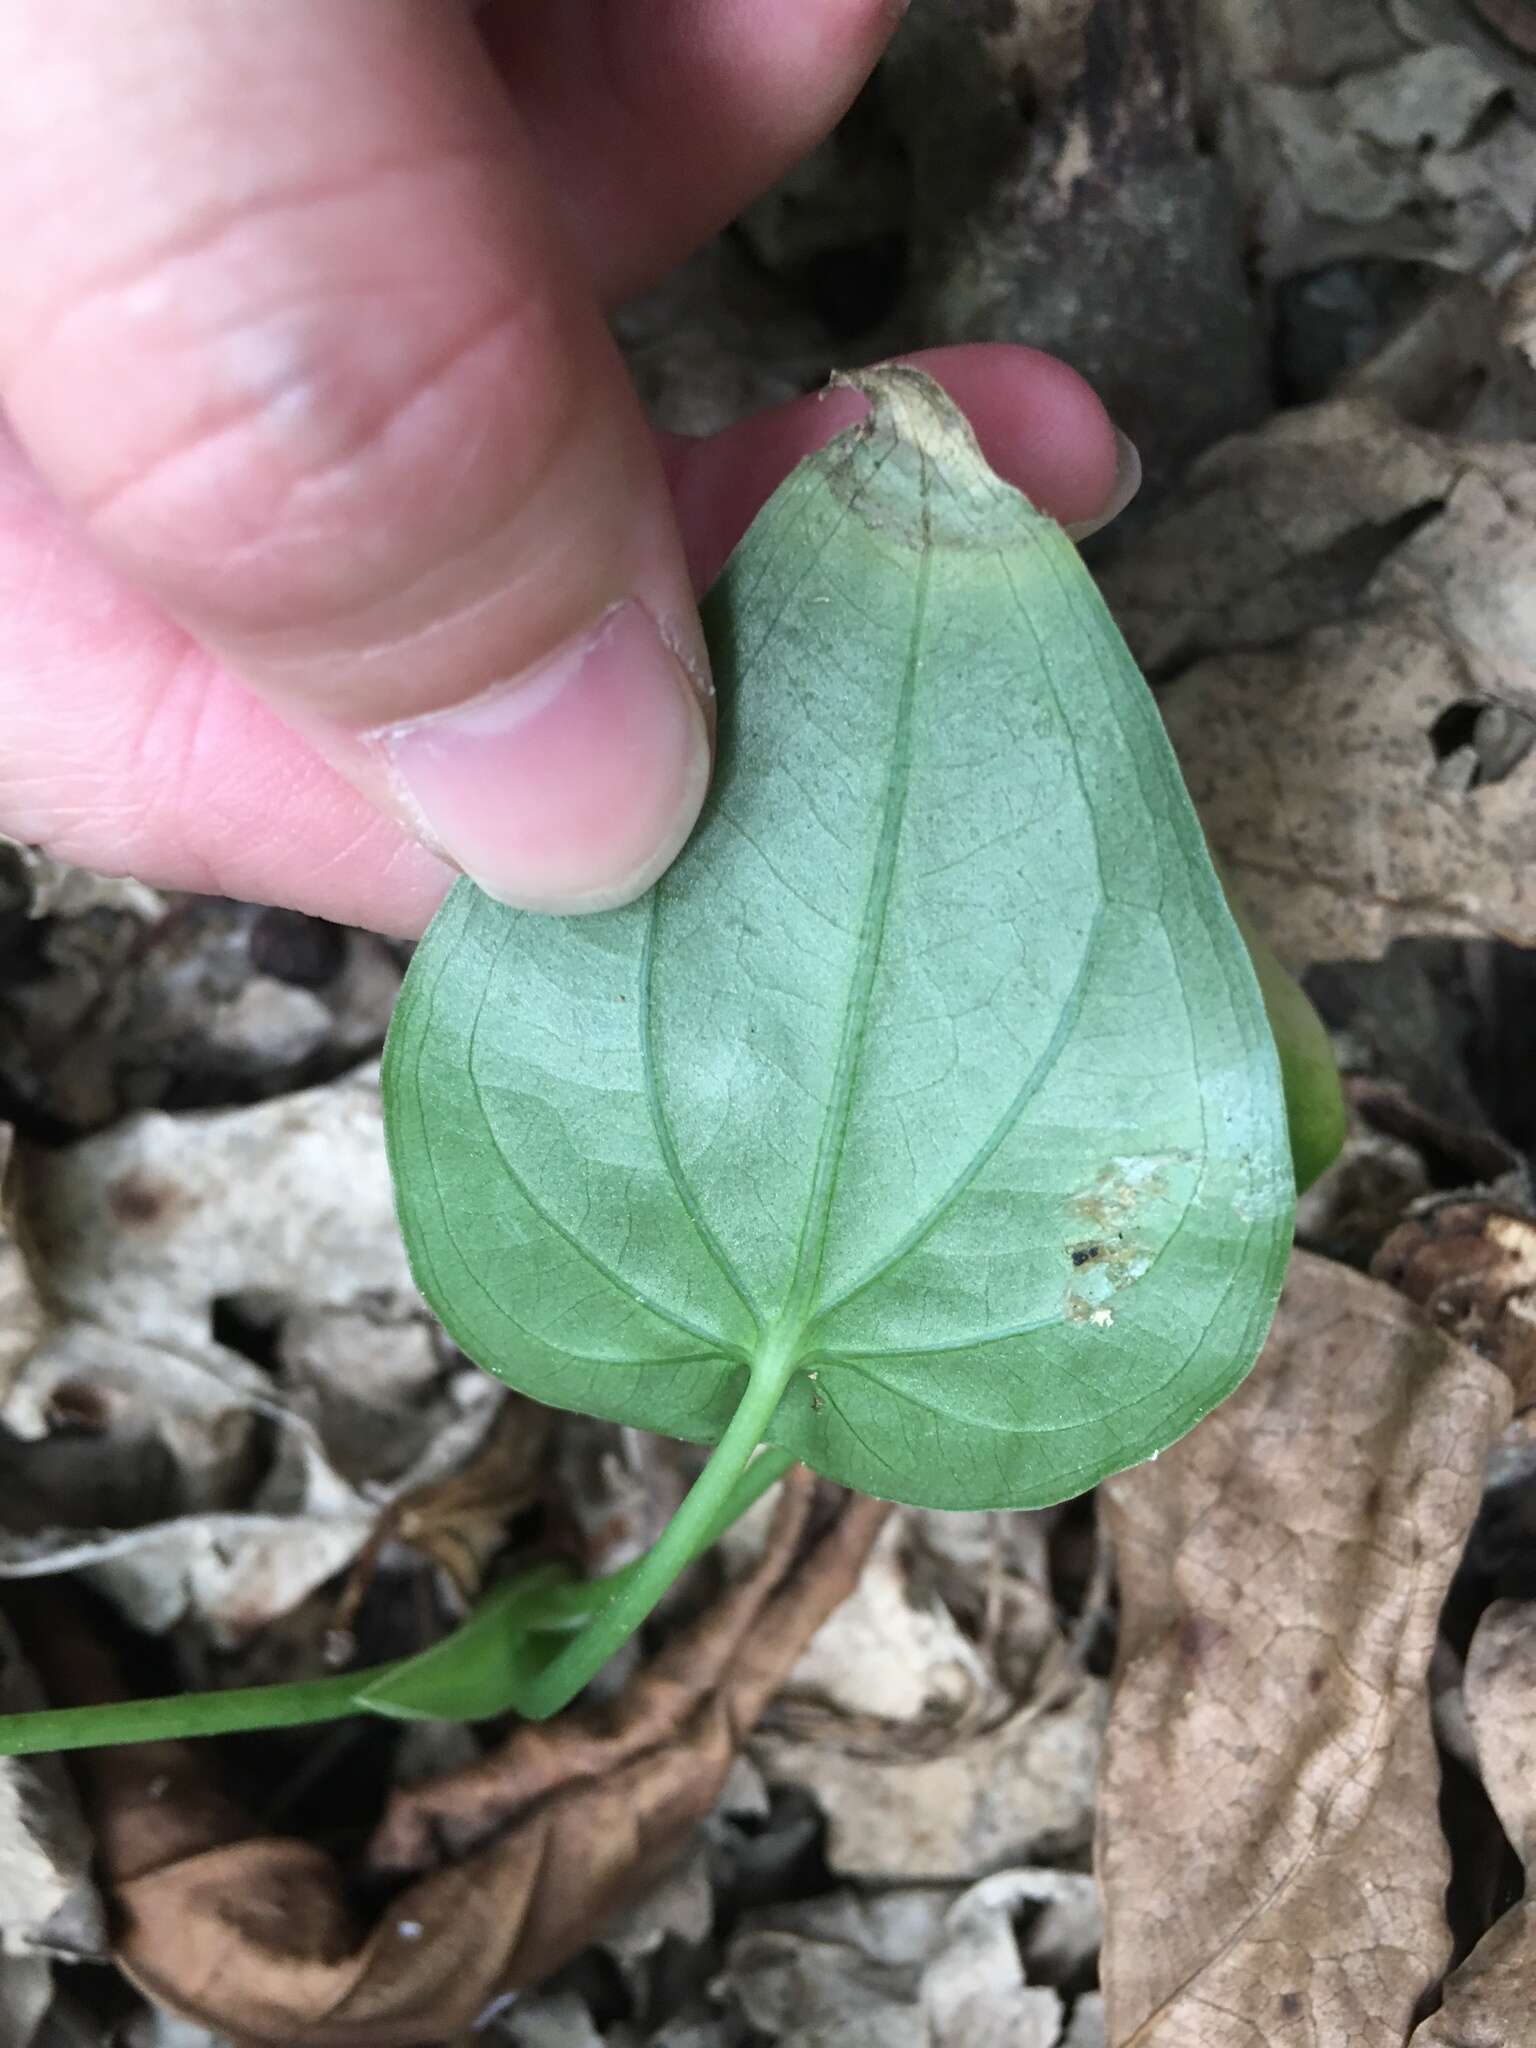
(384, 367), (1294, 1514)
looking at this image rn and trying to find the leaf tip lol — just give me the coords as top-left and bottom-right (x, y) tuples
(828, 363), (989, 472)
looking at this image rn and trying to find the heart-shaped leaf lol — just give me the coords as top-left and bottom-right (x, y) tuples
(384, 368), (1294, 1515)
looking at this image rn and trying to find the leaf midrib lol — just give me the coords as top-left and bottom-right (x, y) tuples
(778, 483), (934, 1338)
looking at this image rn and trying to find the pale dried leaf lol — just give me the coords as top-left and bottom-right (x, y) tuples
(21, 1069), (416, 1351)
(1200, 0), (1536, 277)
(1106, 389), (1536, 961)
(727, 1870), (1098, 2048)
(1099, 1251), (1516, 2045)
(0, 1069), (520, 1645)
(754, 1677), (1104, 1881)
(1409, 1598), (1536, 2043)
(0, 1368), (503, 1646)
(0, 1617), (102, 1961)
(0, 1131), (49, 1407)
(1463, 1600), (1536, 1863)
(775, 1516), (1001, 1727)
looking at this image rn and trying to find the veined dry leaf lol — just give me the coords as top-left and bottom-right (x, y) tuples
(25, 1478), (885, 2048)
(1410, 1599), (1536, 2044)
(1098, 1251), (1519, 2045)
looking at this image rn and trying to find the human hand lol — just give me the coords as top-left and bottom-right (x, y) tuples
(0, 1), (1134, 937)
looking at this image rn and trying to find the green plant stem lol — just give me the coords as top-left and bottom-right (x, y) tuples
(0, 1424), (800, 1756)
(0, 1666), (371, 1759)
(521, 1442), (797, 1632)
(505, 1348), (799, 1718)
(355, 1440), (797, 1721)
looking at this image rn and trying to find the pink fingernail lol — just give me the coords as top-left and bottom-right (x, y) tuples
(381, 601), (711, 914)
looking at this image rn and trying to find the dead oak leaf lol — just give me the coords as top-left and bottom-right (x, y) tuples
(1098, 1250), (1518, 2046)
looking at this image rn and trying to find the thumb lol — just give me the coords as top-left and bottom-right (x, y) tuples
(0, 1), (710, 913)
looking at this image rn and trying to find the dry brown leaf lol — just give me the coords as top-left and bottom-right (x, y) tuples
(1375, 1201), (1536, 1404)
(1104, 383), (1536, 961)
(25, 1478), (887, 2047)
(1410, 1598), (1536, 2044)
(1098, 1250), (1519, 2045)
(330, 1396), (552, 1638)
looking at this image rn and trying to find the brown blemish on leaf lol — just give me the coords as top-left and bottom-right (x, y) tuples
(107, 1173), (177, 1229)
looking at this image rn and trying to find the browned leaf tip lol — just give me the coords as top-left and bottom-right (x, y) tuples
(1098, 1250), (1517, 2047)
(46, 1474), (887, 2048)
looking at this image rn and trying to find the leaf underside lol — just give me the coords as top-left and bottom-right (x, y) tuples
(384, 370), (1294, 1511)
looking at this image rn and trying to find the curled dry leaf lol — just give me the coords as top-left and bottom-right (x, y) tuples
(1098, 1250), (1522, 2045)
(330, 1395), (552, 1639)
(22, 1478), (886, 2048)
(1104, 379), (1536, 961)
(1410, 1598), (1536, 2043)
(1212, 15), (1536, 279)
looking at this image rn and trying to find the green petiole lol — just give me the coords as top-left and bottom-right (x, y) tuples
(0, 1440), (797, 1757)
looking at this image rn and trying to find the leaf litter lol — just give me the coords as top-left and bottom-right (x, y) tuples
(5, 1), (1536, 2042)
